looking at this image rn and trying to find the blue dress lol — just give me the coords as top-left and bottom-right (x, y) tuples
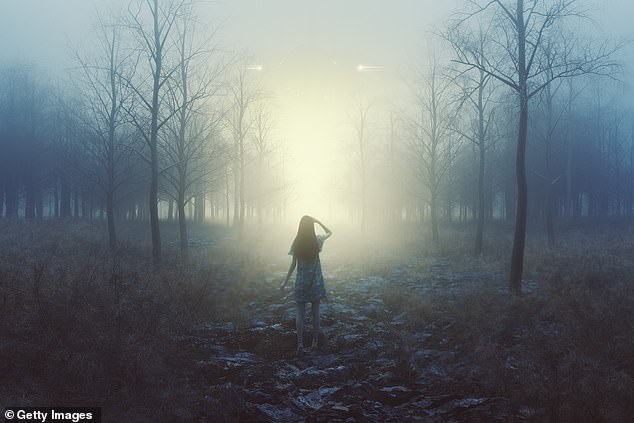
(288, 235), (327, 303)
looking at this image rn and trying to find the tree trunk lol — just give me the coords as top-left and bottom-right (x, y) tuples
(258, 157), (263, 227)
(239, 138), (245, 226)
(178, 192), (188, 252)
(564, 82), (574, 218)
(546, 153), (555, 247)
(196, 192), (205, 224)
(81, 190), (89, 219)
(25, 177), (36, 219)
(510, 93), (528, 295)
(474, 73), (486, 256)
(509, 0), (527, 295)
(225, 166), (231, 227)
(361, 170), (367, 232)
(107, 190), (117, 252)
(53, 180), (59, 218)
(73, 188), (80, 219)
(546, 183), (555, 247)
(5, 175), (18, 218)
(545, 83), (555, 247)
(167, 199), (173, 222)
(475, 143), (485, 255)
(627, 119), (634, 216)
(431, 191), (439, 250)
(565, 134), (573, 218)
(149, 0), (162, 268)
(233, 162), (239, 225)
(35, 187), (43, 219)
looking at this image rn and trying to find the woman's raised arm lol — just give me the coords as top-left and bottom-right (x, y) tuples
(313, 218), (332, 239)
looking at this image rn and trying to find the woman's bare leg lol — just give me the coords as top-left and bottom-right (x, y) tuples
(296, 302), (305, 350)
(311, 301), (320, 349)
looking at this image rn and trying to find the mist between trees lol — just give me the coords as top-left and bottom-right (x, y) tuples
(0, 0), (629, 294)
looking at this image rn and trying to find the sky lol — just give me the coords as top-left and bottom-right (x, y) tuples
(0, 0), (452, 70)
(1, 0), (632, 220)
(1, 0), (630, 68)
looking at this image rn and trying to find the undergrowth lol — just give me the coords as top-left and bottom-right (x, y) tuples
(1, 219), (633, 422)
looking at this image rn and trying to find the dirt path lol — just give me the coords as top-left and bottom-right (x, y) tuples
(178, 257), (513, 422)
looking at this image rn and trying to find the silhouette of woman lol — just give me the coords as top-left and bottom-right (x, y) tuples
(280, 215), (332, 355)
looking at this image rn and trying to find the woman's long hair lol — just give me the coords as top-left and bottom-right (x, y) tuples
(291, 215), (318, 260)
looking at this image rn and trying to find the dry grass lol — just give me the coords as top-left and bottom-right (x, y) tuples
(0, 220), (262, 422)
(1, 219), (633, 422)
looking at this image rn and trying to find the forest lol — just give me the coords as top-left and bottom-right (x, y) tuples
(1, 0), (633, 422)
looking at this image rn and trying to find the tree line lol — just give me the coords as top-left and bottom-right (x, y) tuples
(0, 0), (287, 266)
(341, 0), (623, 293)
(0, 0), (628, 292)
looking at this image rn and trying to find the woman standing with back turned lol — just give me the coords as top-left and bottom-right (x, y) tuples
(280, 215), (332, 356)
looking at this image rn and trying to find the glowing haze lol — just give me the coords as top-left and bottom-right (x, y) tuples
(0, 0), (631, 226)
(221, 0), (457, 223)
(0, 0), (458, 225)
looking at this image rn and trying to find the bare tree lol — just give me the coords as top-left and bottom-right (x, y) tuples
(160, 7), (225, 252)
(382, 111), (406, 225)
(449, 0), (620, 294)
(51, 90), (82, 220)
(403, 56), (460, 250)
(533, 43), (569, 247)
(0, 65), (28, 218)
(448, 25), (499, 255)
(122, 0), (189, 266)
(349, 100), (372, 231)
(251, 99), (275, 226)
(0, 65), (51, 220)
(225, 62), (260, 227)
(73, 13), (135, 252)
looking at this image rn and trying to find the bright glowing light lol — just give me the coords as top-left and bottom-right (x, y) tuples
(247, 65), (263, 71)
(356, 64), (384, 72)
(254, 53), (394, 224)
(287, 141), (332, 219)
(280, 103), (342, 222)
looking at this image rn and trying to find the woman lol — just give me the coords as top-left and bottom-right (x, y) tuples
(280, 215), (332, 355)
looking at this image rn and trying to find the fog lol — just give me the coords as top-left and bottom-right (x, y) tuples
(2, 1), (634, 421)
(1, 1), (632, 228)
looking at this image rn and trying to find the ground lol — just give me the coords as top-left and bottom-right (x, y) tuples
(184, 255), (510, 422)
(1, 221), (633, 422)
